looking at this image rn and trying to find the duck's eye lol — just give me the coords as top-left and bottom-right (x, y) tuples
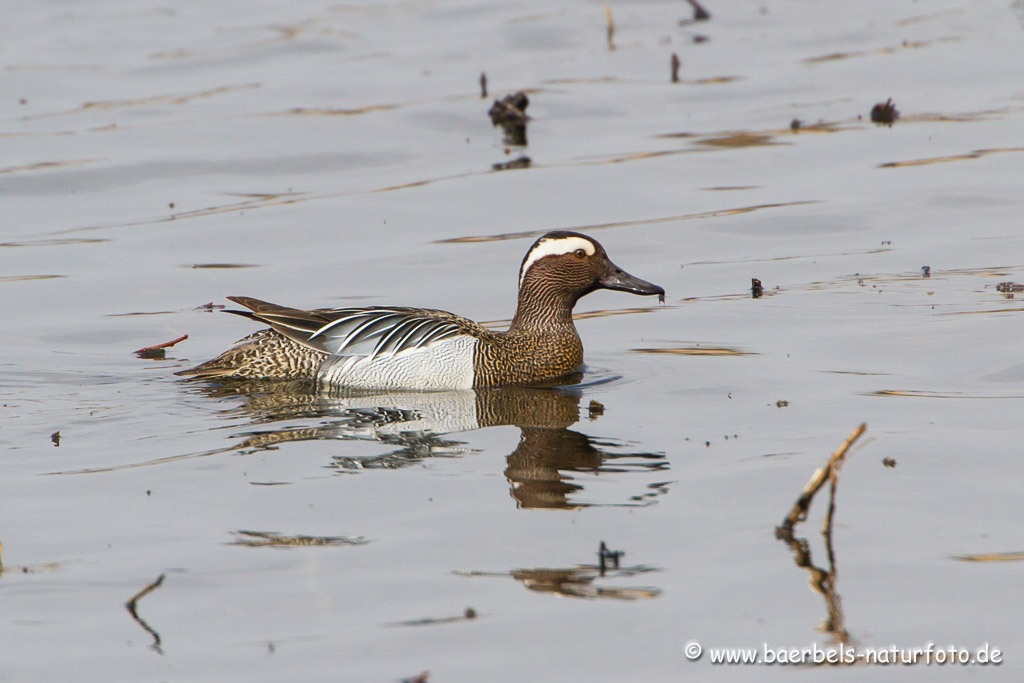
(574, 248), (586, 258)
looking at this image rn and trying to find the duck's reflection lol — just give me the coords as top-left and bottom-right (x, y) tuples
(188, 377), (669, 509)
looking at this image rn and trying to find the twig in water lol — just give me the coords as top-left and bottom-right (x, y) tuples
(126, 573), (166, 654)
(777, 423), (866, 535)
(775, 425), (866, 647)
(671, 53), (681, 83)
(134, 334), (188, 358)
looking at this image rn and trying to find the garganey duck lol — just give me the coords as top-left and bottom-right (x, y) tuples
(177, 231), (664, 389)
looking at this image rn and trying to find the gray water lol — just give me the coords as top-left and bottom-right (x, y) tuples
(3, 0), (1023, 680)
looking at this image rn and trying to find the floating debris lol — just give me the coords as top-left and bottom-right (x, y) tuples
(995, 281), (1024, 293)
(488, 92), (529, 146)
(588, 399), (605, 419)
(492, 155), (531, 171)
(194, 302), (225, 312)
(776, 400), (789, 408)
(229, 530), (369, 548)
(882, 457), (897, 468)
(489, 92), (530, 123)
(634, 346), (755, 356)
(751, 278), (763, 298)
(952, 551), (1024, 563)
(871, 98), (899, 125)
(134, 334), (188, 359)
(671, 53), (681, 83)
(479, 72), (487, 99)
(390, 607), (478, 628)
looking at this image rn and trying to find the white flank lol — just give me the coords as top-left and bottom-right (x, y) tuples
(320, 334), (476, 390)
(519, 236), (595, 287)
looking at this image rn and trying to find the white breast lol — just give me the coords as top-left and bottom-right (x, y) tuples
(319, 334), (476, 390)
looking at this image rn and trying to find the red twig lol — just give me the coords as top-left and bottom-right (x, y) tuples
(134, 334), (188, 356)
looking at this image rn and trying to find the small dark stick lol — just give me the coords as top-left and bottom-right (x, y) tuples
(479, 72), (487, 99)
(671, 53), (681, 83)
(604, 4), (615, 51)
(686, 0), (711, 21)
(598, 541), (624, 576)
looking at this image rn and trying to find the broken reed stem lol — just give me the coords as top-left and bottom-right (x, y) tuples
(779, 423), (866, 533)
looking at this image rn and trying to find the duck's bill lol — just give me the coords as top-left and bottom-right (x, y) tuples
(599, 263), (665, 297)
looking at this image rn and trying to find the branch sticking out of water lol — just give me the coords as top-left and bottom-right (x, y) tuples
(126, 573), (166, 654)
(604, 4), (615, 51)
(134, 334), (188, 358)
(777, 423), (866, 535)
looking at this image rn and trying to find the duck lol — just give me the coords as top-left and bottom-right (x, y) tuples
(177, 231), (664, 389)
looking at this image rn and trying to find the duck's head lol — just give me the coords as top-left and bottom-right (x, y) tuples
(518, 231), (665, 303)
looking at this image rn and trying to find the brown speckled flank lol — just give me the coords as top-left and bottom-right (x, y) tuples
(177, 231), (664, 389)
(181, 328), (327, 380)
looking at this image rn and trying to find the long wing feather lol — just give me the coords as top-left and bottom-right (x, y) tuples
(227, 297), (480, 361)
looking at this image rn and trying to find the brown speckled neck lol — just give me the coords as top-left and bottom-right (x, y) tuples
(508, 276), (583, 336)
(472, 276), (586, 387)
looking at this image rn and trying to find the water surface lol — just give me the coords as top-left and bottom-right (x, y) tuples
(3, 0), (1023, 679)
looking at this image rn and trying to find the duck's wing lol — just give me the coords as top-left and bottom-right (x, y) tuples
(227, 296), (484, 361)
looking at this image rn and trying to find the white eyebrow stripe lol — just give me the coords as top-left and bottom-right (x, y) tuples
(519, 236), (595, 287)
